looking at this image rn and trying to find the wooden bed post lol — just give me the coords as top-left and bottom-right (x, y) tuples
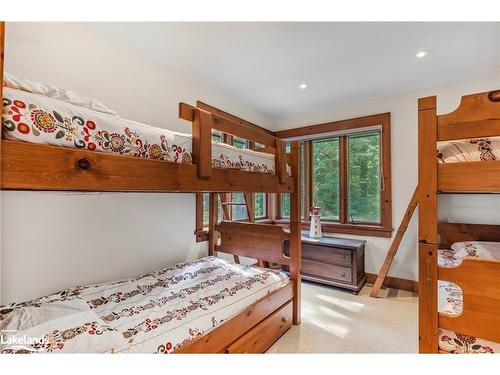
(418, 96), (439, 353)
(289, 141), (302, 325)
(275, 139), (287, 184)
(192, 108), (212, 178)
(208, 192), (219, 256)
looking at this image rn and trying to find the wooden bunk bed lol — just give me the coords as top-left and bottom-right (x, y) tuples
(0, 22), (302, 354)
(418, 89), (500, 354)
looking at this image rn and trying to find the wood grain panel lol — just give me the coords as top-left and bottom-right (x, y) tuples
(438, 222), (500, 249)
(438, 119), (500, 141)
(226, 301), (292, 353)
(176, 282), (293, 353)
(437, 90), (500, 132)
(439, 258), (500, 343)
(215, 221), (290, 265)
(438, 161), (500, 192)
(302, 259), (352, 282)
(0, 140), (294, 193)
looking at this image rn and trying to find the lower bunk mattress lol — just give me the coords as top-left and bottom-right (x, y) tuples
(2, 87), (278, 174)
(437, 241), (500, 354)
(0, 256), (290, 354)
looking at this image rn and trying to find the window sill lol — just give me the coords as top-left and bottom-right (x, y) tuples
(274, 219), (393, 238)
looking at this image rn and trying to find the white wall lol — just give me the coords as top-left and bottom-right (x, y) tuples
(0, 22), (273, 304)
(272, 73), (500, 282)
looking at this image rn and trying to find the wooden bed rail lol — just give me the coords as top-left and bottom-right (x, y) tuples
(179, 102), (287, 183)
(214, 221), (291, 265)
(438, 222), (500, 248)
(439, 258), (500, 343)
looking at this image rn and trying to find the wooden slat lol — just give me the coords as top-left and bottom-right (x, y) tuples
(437, 90), (500, 133)
(215, 221), (290, 265)
(176, 281), (293, 353)
(438, 161), (500, 192)
(0, 140), (294, 193)
(439, 258), (500, 343)
(438, 222), (500, 249)
(196, 100), (274, 136)
(370, 186), (418, 298)
(179, 102), (276, 147)
(289, 141), (302, 325)
(438, 119), (500, 141)
(192, 107), (212, 177)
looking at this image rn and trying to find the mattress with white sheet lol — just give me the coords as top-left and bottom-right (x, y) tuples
(2, 86), (278, 174)
(437, 137), (500, 163)
(437, 241), (500, 353)
(0, 256), (289, 354)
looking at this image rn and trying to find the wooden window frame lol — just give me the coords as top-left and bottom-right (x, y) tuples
(274, 112), (392, 238)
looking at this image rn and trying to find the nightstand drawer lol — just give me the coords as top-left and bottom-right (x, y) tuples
(302, 243), (352, 266)
(302, 259), (352, 283)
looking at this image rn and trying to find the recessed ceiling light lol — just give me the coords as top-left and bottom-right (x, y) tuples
(416, 50), (428, 58)
(299, 83), (308, 89)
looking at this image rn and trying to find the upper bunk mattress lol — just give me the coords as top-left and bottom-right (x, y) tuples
(0, 256), (289, 354)
(2, 87), (277, 174)
(437, 137), (500, 163)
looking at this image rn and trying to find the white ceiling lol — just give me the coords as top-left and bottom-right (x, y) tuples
(87, 22), (499, 121)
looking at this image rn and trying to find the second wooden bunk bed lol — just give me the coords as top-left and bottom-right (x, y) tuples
(418, 88), (500, 353)
(0, 22), (302, 354)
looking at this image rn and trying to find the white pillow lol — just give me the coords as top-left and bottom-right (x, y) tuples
(450, 241), (500, 260)
(0, 299), (126, 354)
(3, 72), (118, 117)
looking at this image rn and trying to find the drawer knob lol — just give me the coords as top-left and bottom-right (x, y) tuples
(281, 317), (288, 323)
(77, 158), (91, 170)
(341, 273), (346, 277)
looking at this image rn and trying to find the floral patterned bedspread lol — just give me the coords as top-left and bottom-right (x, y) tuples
(437, 137), (500, 163)
(2, 87), (277, 174)
(437, 242), (499, 353)
(0, 257), (289, 354)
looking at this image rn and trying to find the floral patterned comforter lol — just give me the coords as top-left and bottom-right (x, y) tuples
(437, 137), (500, 163)
(2, 87), (278, 174)
(437, 242), (500, 353)
(0, 257), (289, 354)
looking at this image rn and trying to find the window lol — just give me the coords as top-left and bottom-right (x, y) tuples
(254, 193), (266, 219)
(312, 138), (339, 221)
(276, 112), (391, 238)
(231, 193), (248, 221)
(347, 132), (381, 224)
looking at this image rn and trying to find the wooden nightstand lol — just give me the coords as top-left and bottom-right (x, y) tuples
(284, 232), (366, 294)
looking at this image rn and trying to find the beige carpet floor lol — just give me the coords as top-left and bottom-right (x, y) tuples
(267, 281), (418, 353)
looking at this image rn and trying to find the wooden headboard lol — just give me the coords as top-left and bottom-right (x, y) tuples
(438, 222), (500, 249)
(215, 221), (290, 265)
